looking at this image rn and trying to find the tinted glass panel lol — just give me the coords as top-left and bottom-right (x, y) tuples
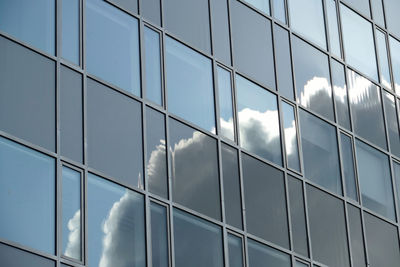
(210, 0), (231, 65)
(341, 4), (378, 81)
(307, 185), (350, 267)
(0, 137), (55, 254)
(0, 0), (55, 54)
(273, 0), (286, 23)
(292, 36), (334, 120)
(146, 107), (168, 199)
(244, 0), (270, 14)
(0, 243), (55, 267)
(242, 153), (289, 249)
(173, 209), (223, 267)
(88, 174), (145, 267)
(332, 60), (351, 130)
(142, 0), (161, 26)
(248, 239), (291, 267)
(166, 37), (216, 133)
(389, 36), (400, 95)
(217, 67), (235, 141)
(299, 109), (342, 194)
(347, 69), (387, 149)
(376, 30), (391, 89)
(231, 0), (275, 89)
(355, 140), (395, 220)
(87, 79), (143, 189)
(221, 144), (242, 229)
(394, 162), (400, 217)
(342, 0), (370, 17)
(144, 27), (162, 106)
(62, 166), (81, 261)
(169, 118), (221, 220)
(228, 234), (244, 267)
(86, 0), (140, 96)
(347, 205), (367, 267)
(108, 0), (137, 14)
(384, 0), (400, 38)
(62, 0), (79, 65)
(281, 102), (301, 172)
(364, 212), (400, 267)
(371, 0), (385, 26)
(288, 0), (326, 49)
(327, 0), (341, 57)
(151, 202), (169, 267)
(236, 75), (282, 166)
(383, 92), (400, 157)
(340, 134), (358, 201)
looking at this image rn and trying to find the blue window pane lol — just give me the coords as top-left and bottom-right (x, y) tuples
(288, 0), (326, 49)
(248, 239), (291, 267)
(166, 37), (216, 133)
(244, 0), (270, 14)
(151, 202), (169, 267)
(375, 29), (391, 89)
(62, 0), (79, 65)
(0, 0), (55, 55)
(144, 26), (162, 106)
(86, 0), (140, 96)
(389, 36), (400, 96)
(326, 0), (341, 58)
(0, 137), (55, 254)
(236, 75), (282, 166)
(88, 174), (145, 267)
(228, 234), (244, 267)
(273, 0), (286, 23)
(282, 102), (300, 172)
(62, 166), (81, 261)
(340, 134), (358, 201)
(217, 66), (235, 141)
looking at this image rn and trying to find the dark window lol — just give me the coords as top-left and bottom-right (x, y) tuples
(144, 26), (162, 106)
(151, 202), (169, 267)
(347, 205), (367, 267)
(248, 239), (291, 267)
(228, 234), (244, 267)
(61, 0), (79, 65)
(210, 0), (231, 65)
(340, 133), (358, 201)
(0, 243), (55, 267)
(332, 60), (351, 130)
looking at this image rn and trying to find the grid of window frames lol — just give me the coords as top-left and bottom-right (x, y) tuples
(1, 0), (400, 267)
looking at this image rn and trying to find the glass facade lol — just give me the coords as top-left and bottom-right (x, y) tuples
(1, 0), (400, 267)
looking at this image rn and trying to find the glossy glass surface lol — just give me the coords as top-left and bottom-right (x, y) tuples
(281, 102), (300, 172)
(173, 209), (223, 267)
(244, 0), (270, 14)
(0, 243), (55, 267)
(151, 202), (169, 267)
(86, 0), (140, 96)
(273, 0), (286, 23)
(307, 185), (350, 267)
(236, 75), (282, 166)
(389, 36), (400, 95)
(217, 67), (235, 141)
(383, 92), (400, 157)
(210, 0), (231, 65)
(355, 140), (395, 220)
(384, 0), (400, 38)
(228, 234), (244, 267)
(0, 0), (55, 55)
(288, 0), (326, 49)
(341, 4), (378, 81)
(299, 109), (342, 194)
(295, 261), (309, 267)
(221, 144), (243, 229)
(347, 205), (367, 267)
(142, 0), (161, 26)
(0, 137), (55, 254)
(393, 162), (400, 218)
(166, 37), (216, 133)
(376, 29), (391, 89)
(292, 36), (334, 120)
(371, 0), (385, 27)
(340, 134), (358, 201)
(108, 0), (137, 14)
(347, 69), (387, 149)
(248, 239), (291, 267)
(332, 60), (351, 130)
(144, 27), (162, 106)
(146, 107), (168, 199)
(62, 167), (81, 261)
(62, 0), (79, 65)
(342, 0), (370, 17)
(169, 118), (221, 220)
(242, 153), (289, 249)
(88, 174), (145, 267)
(327, 0), (341, 57)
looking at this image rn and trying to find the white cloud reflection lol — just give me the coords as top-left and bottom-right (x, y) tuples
(64, 210), (81, 260)
(299, 76), (331, 108)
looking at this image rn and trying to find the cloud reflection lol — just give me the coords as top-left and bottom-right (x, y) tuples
(65, 210), (81, 260)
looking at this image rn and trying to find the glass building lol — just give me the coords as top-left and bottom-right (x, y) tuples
(1, 0), (400, 266)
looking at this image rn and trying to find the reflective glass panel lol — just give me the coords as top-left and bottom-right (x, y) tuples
(236, 75), (282, 166)
(389, 36), (400, 95)
(88, 174), (145, 267)
(384, 0), (400, 38)
(332, 60), (351, 130)
(62, 0), (79, 65)
(0, 0), (55, 55)
(288, 0), (326, 49)
(327, 0), (341, 57)
(281, 102), (300, 172)
(341, 4), (378, 81)
(228, 234), (244, 267)
(371, 0), (385, 27)
(355, 140), (395, 220)
(62, 167), (81, 261)
(248, 239), (291, 267)
(0, 243), (55, 267)
(244, 0), (270, 14)
(86, 0), (140, 96)
(151, 202), (169, 267)
(0, 137), (55, 254)
(299, 109), (342, 195)
(217, 67), (235, 141)
(383, 92), (400, 157)
(292, 36), (334, 120)
(340, 134), (358, 201)
(210, 0), (231, 65)
(342, 0), (370, 17)
(393, 162), (400, 217)
(295, 261), (309, 267)
(142, 0), (160, 26)
(376, 29), (391, 89)
(273, 0), (286, 23)
(144, 26), (162, 106)
(347, 205), (367, 267)
(173, 209), (223, 267)
(166, 37), (215, 133)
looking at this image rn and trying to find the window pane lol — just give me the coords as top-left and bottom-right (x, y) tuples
(340, 134), (358, 201)
(248, 239), (291, 267)
(326, 0), (341, 57)
(383, 92), (400, 157)
(0, 243), (55, 267)
(210, 0), (231, 65)
(347, 69), (387, 149)
(393, 161), (400, 218)
(355, 140), (395, 220)
(86, 0), (140, 96)
(0, 0), (55, 55)
(347, 205), (367, 267)
(0, 137), (55, 254)
(236, 75), (282, 166)
(173, 209), (223, 267)
(292, 36), (334, 120)
(166, 37), (216, 133)
(62, 166), (81, 261)
(389, 36), (400, 96)
(142, 0), (160, 26)
(295, 261), (309, 267)
(341, 4), (378, 81)
(332, 60), (351, 130)
(273, 0), (286, 23)
(242, 153), (289, 249)
(217, 67), (235, 141)
(108, 0), (137, 14)
(299, 109), (342, 195)
(146, 107), (168, 199)
(244, 0), (270, 14)
(342, 0), (370, 17)
(384, 0), (400, 38)
(151, 202), (169, 267)
(371, 0), (385, 27)
(288, 0), (326, 49)
(281, 102), (301, 172)
(376, 29), (392, 89)
(228, 234), (244, 267)
(169, 118), (221, 220)
(144, 27), (162, 106)
(88, 174), (145, 267)
(62, 0), (79, 65)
